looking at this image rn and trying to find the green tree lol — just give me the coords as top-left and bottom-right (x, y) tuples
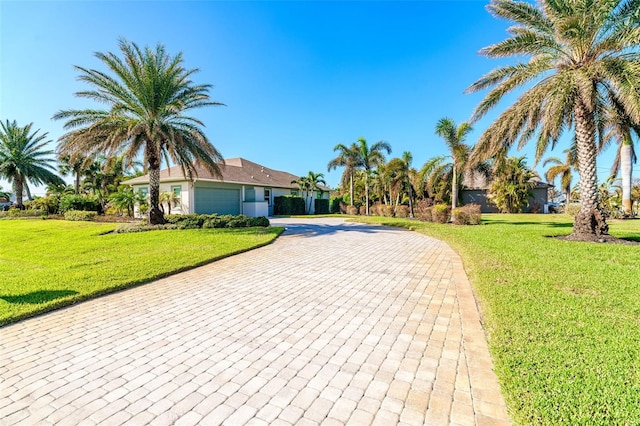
(0, 120), (64, 208)
(467, 0), (640, 238)
(108, 186), (144, 217)
(543, 148), (577, 205)
(292, 171), (326, 214)
(434, 118), (473, 211)
(327, 142), (359, 206)
(386, 151), (416, 217)
(54, 39), (224, 224)
(353, 137), (392, 215)
(159, 190), (180, 215)
(490, 156), (537, 213)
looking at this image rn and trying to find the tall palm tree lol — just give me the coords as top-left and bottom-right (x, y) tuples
(54, 39), (225, 224)
(490, 156), (537, 213)
(467, 0), (640, 238)
(544, 148), (577, 205)
(387, 151), (416, 217)
(304, 171), (326, 213)
(353, 137), (392, 215)
(602, 102), (640, 216)
(58, 155), (84, 194)
(435, 118), (473, 211)
(327, 142), (359, 206)
(0, 120), (64, 208)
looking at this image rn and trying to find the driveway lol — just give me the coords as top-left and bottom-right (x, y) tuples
(0, 217), (510, 425)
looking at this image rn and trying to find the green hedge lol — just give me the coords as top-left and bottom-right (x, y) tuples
(64, 210), (98, 221)
(59, 194), (100, 213)
(164, 213), (270, 229)
(274, 196), (305, 215)
(314, 199), (330, 214)
(329, 197), (343, 214)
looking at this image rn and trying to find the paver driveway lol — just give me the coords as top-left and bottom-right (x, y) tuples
(0, 217), (510, 425)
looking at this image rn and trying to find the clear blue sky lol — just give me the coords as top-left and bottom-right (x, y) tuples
(0, 0), (626, 195)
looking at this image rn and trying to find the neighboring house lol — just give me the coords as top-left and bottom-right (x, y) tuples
(123, 158), (329, 217)
(461, 179), (552, 213)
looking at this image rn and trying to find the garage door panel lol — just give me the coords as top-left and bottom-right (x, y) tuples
(195, 188), (240, 215)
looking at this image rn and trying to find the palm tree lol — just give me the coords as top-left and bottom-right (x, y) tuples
(293, 171), (326, 214)
(159, 190), (181, 215)
(58, 155), (85, 194)
(435, 118), (473, 211)
(0, 120), (64, 208)
(602, 102), (640, 216)
(490, 156), (537, 213)
(467, 0), (640, 238)
(54, 39), (225, 224)
(327, 142), (359, 206)
(544, 148), (577, 205)
(353, 137), (392, 215)
(386, 151), (416, 217)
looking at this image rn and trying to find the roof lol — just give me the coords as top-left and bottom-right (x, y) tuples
(123, 158), (330, 190)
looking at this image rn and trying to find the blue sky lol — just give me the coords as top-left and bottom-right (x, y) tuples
(0, 0), (627, 195)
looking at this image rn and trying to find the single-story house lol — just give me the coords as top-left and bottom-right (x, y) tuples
(461, 179), (553, 213)
(123, 158), (328, 217)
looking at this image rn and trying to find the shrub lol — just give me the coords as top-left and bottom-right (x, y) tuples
(0, 208), (47, 219)
(358, 205), (368, 215)
(452, 204), (482, 225)
(249, 216), (270, 227)
(59, 194), (99, 213)
(565, 203), (581, 216)
(329, 197), (343, 214)
(64, 210), (98, 221)
(165, 213), (269, 229)
(113, 223), (178, 233)
(314, 199), (330, 215)
(339, 202), (348, 214)
(25, 196), (59, 214)
(432, 204), (451, 224)
(395, 205), (410, 218)
(274, 196), (306, 215)
(346, 205), (359, 215)
(415, 199), (434, 222)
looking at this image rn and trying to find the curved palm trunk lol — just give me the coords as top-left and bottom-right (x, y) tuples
(13, 178), (24, 209)
(621, 142), (633, 216)
(349, 173), (354, 207)
(146, 144), (165, 225)
(573, 102), (608, 237)
(408, 184), (414, 218)
(25, 182), (32, 201)
(451, 163), (458, 220)
(365, 173), (370, 215)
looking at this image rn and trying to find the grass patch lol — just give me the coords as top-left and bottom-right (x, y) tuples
(0, 220), (283, 325)
(354, 214), (640, 424)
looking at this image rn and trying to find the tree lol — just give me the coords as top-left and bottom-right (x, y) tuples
(327, 142), (359, 206)
(159, 190), (180, 215)
(467, 0), (640, 239)
(292, 171), (326, 214)
(386, 151), (416, 217)
(489, 156), (537, 213)
(353, 137), (391, 215)
(602, 102), (640, 216)
(544, 148), (576, 205)
(435, 118), (473, 211)
(54, 38), (224, 224)
(108, 186), (144, 217)
(0, 120), (64, 208)
(58, 155), (84, 194)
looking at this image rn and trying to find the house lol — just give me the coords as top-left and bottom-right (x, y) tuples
(123, 158), (328, 217)
(461, 179), (553, 213)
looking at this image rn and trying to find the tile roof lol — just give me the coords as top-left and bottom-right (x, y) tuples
(123, 158), (329, 190)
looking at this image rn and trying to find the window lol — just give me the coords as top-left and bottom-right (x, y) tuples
(264, 189), (271, 204)
(138, 187), (148, 198)
(171, 185), (182, 207)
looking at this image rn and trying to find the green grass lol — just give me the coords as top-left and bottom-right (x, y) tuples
(0, 220), (283, 325)
(354, 214), (640, 425)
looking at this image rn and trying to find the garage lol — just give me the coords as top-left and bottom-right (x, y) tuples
(194, 187), (241, 215)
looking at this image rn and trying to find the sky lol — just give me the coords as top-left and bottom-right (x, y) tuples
(0, 0), (630, 196)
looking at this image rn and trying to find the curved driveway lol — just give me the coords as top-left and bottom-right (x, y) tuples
(0, 217), (510, 425)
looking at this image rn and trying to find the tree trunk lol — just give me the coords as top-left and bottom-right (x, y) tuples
(621, 142), (633, 216)
(146, 143), (164, 224)
(25, 182), (32, 201)
(451, 163), (458, 210)
(573, 102), (608, 237)
(349, 173), (354, 206)
(13, 178), (23, 209)
(408, 184), (414, 218)
(365, 173), (370, 215)
(74, 171), (81, 195)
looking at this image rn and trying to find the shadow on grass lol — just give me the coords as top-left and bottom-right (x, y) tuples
(483, 220), (574, 228)
(0, 290), (79, 304)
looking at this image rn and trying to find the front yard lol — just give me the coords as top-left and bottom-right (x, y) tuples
(0, 220), (282, 325)
(356, 214), (640, 424)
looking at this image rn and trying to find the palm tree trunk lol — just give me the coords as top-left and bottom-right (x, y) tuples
(365, 173), (370, 215)
(349, 173), (354, 207)
(621, 142), (633, 216)
(451, 163), (458, 210)
(24, 182), (32, 201)
(573, 102), (608, 237)
(74, 171), (81, 194)
(13, 178), (23, 209)
(408, 184), (414, 218)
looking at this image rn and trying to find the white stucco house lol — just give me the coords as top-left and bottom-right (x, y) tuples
(123, 158), (328, 217)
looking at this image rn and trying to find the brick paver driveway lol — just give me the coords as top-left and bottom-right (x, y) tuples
(0, 217), (510, 425)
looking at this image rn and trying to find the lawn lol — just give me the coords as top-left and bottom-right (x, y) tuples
(355, 214), (640, 425)
(0, 220), (282, 325)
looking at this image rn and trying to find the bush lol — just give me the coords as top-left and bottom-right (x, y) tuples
(452, 204), (482, 225)
(59, 194), (99, 213)
(432, 204), (451, 224)
(166, 213), (269, 230)
(358, 205), (368, 215)
(415, 199), (434, 222)
(395, 205), (410, 218)
(113, 223), (178, 233)
(25, 196), (59, 214)
(339, 202), (348, 214)
(329, 197), (343, 214)
(565, 203), (581, 216)
(274, 196), (306, 215)
(0, 208), (47, 219)
(249, 216), (270, 227)
(314, 199), (330, 215)
(346, 205), (359, 215)
(64, 210), (98, 221)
